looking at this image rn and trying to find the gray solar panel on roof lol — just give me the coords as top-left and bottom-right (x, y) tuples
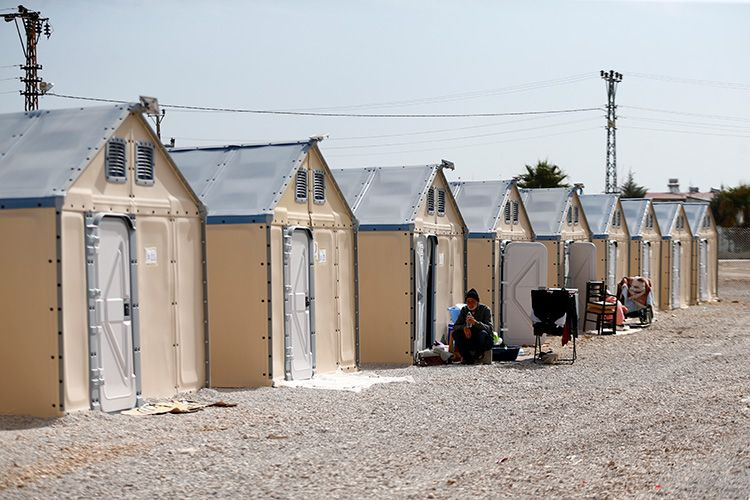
(450, 180), (512, 234)
(653, 202), (680, 237)
(0, 104), (132, 202)
(170, 142), (310, 217)
(519, 187), (573, 237)
(621, 198), (650, 237)
(331, 165), (435, 226)
(682, 202), (709, 234)
(580, 194), (617, 237)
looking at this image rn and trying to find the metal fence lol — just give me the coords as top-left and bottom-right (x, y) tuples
(718, 227), (750, 259)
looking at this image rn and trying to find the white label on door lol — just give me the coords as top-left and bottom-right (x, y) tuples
(145, 247), (158, 266)
(439, 252), (445, 266)
(319, 248), (327, 263)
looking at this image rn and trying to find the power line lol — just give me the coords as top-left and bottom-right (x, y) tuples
(47, 93), (602, 118)
(621, 115), (750, 133)
(626, 72), (750, 91)
(622, 125), (750, 139)
(324, 126), (602, 158)
(620, 105), (750, 123)
(325, 117), (601, 150)
(284, 73), (596, 112)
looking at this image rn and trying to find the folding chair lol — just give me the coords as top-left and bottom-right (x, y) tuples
(583, 281), (617, 335)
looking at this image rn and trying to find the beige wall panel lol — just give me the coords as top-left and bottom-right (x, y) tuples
(205, 224), (270, 387)
(335, 230), (357, 371)
(541, 241), (561, 287)
(358, 232), (412, 365)
(308, 148), (354, 230)
(660, 241), (672, 310)
(60, 210), (90, 413)
(312, 228), (339, 374)
(593, 239), (607, 283)
(270, 225), (286, 381)
(0, 208), (61, 417)
(628, 241), (640, 278)
(136, 216), (178, 397)
(174, 217), (205, 391)
(467, 239), (493, 308)
(497, 187), (533, 240)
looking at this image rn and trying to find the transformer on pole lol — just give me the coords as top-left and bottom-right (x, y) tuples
(3, 5), (52, 111)
(601, 69), (622, 194)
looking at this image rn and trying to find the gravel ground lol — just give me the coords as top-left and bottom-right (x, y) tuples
(1, 261), (749, 499)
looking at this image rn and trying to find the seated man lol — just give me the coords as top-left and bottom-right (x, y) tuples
(452, 288), (494, 364)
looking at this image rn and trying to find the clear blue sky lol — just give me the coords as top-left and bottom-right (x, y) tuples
(1, 0), (748, 193)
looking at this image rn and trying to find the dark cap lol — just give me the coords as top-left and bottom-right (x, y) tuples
(465, 288), (479, 301)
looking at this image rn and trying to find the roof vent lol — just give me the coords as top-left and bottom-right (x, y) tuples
(504, 202), (511, 224)
(512, 201), (519, 224)
(668, 178), (680, 193)
(295, 168), (308, 202)
(437, 189), (446, 216)
(313, 170), (325, 205)
(135, 141), (155, 186)
(105, 138), (127, 184)
(688, 186), (699, 193)
(426, 188), (435, 215)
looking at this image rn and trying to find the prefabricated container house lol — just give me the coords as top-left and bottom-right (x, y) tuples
(682, 202), (719, 304)
(333, 163), (466, 365)
(620, 198), (662, 308)
(520, 187), (595, 327)
(579, 194), (631, 292)
(653, 202), (694, 310)
(170, 140), (357, 387)
(450, 179), (546, 346)
(0, 104), (207, 417)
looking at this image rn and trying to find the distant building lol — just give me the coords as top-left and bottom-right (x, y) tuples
(646, 178), (718, 202)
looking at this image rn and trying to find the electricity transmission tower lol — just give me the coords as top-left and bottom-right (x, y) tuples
(3, 5), (52, 111)
(601, 70), (622, 194)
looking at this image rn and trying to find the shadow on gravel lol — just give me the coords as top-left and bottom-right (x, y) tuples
(0, 416), (57, 431)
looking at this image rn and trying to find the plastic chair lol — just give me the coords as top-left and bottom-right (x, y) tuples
(583, 281), (617, 335)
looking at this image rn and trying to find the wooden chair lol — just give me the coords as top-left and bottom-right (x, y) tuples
(583, 281), (617, 335)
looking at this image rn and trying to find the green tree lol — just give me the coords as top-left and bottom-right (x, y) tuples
(516, 160), (569, 189)
(619, 170), (648, 198)
(711, 184), (750, 227)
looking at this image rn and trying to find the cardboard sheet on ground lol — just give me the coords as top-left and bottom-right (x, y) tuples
(275, 371), (414, 393)
(121, 400), (237, 416)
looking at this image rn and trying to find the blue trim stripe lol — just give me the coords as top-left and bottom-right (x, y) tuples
(468, 232), (495, 239)
(207, 214), (273, 225)
(358, 224), (414, 232)
(0, 196), (59, 210)
(535, 235), (561, 241)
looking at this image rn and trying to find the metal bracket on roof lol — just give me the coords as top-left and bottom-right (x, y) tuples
(350, 168), (377, 213)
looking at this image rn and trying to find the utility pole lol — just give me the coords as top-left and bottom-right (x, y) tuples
(600, 69), (622, 194)
(3, 5), (52, 111)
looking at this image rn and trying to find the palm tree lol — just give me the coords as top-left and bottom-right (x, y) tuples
(516, 160), (569, 189)
(620, 170), (647, 198)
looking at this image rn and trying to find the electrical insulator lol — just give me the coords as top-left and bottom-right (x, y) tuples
(35, 21), (42, 34)
(43, 21), (51, 37)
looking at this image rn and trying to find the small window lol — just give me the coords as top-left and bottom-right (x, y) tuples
(567, 207), (573, 225)
(427, 188), (435, 215)
(312, 170), (325, 205)
(512, 201), (519, 225)
(105, 138), (127, 183)
(135, 141), (155, 186)
(504, 202), (511, 224)
(574, 206), (580, 225)
(646, 214), (653, 228)
(437, 189), (446, 216)
(295, 168), (308, 202)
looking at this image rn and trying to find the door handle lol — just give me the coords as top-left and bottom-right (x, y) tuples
(124, 302), (131, 318)
(305, 296), (311, 308)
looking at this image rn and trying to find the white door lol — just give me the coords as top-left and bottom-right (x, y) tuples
(94, 218), (136, 412)
(289, 230), (313, 380)
(569, 241), (597, 332)
(642, 242), (651, 279)
(671, 241), (681, 309)
(699, 239), (709, 301)
(413, 235), (435, 356)
(502, 242), (547, 346)
(607, 241), (618, 291)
